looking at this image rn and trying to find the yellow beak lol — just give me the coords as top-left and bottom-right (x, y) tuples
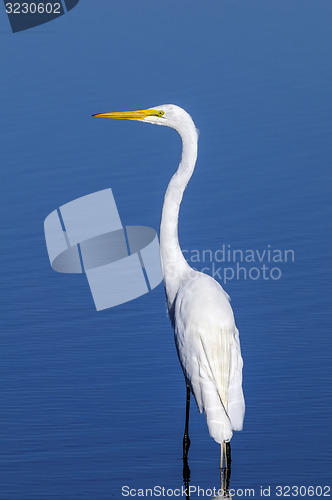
(92, 108), (162, 120)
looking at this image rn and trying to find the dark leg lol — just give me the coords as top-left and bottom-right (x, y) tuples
(183, 386), (191, 459)
(182, 386), (191, 498)
(224, 441), (232, 496)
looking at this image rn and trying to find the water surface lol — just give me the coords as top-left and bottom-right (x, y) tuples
(1, 1), (331, 498)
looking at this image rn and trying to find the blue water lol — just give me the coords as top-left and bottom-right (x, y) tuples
(1, 1), (331, 499)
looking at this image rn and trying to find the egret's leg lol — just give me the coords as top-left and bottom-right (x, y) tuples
(224, 442), (232, 494)
(225, 442), (231, 469)
(182, 387), (191, 500)
(220, 444), (224, 493)
(183, 386), (191, 459)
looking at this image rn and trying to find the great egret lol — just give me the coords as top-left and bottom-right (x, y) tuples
(93, 104), (245, 474)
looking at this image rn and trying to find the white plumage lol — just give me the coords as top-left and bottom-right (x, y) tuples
(173, 273), (244, 443)
(93, 104), (245, 453)
(157, 105), (245, 445)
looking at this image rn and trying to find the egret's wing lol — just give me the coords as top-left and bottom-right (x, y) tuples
(196, 328), (232, 442)
(199, 327), (231, 410)
(173, 273), (245, 442)
(199, 326), (245, 432)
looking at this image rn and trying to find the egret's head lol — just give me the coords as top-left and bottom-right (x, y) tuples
(93, 104), (197, 136)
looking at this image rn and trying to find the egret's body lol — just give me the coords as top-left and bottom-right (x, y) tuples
(171, 273), (244, 444)
(93, 104), (245, 469)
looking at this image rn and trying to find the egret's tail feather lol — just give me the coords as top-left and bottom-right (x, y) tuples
(227, 329), (245, 430)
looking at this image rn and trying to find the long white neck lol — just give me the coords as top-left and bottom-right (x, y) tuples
(160, 122), (198, 308)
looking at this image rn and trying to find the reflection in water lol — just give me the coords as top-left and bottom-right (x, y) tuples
(182, 453), (232, 499)
(182, 441), (232, 499)
(182, 456), (191, 500)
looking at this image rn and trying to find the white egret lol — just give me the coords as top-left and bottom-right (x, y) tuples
(93, 105), (245, 474)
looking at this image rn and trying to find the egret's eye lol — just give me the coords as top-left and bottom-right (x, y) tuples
(157, 110), (165, 117)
